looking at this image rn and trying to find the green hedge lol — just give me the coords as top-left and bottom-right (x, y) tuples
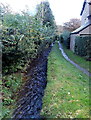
(75, 36), (91, 59)
(1, 12), (56, 74)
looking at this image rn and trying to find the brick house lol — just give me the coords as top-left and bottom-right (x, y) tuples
(70, 0), (91, 52)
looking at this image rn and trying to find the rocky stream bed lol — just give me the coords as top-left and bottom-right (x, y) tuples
(12, 46), (52, 119)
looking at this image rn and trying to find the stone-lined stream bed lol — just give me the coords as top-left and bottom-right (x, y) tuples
(12, 46), (52, 119)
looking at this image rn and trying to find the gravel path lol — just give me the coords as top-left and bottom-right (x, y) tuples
(58, 42), (91, 77)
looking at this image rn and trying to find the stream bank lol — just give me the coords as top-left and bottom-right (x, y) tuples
(12, 46), (52, 119)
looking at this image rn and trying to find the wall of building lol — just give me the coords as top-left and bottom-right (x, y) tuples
(89, 25), (91, 33)
(70, 1), (91, 52)
(70, 34), (78, 52)
(80, 25), (91, 35)
(89, 4), (91, 16)
(81, 3), (89, 25)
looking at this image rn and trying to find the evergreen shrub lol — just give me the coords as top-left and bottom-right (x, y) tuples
(60, 31), (70, 49)
(75, 36), (91, 60)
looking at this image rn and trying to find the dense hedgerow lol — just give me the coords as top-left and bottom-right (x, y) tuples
(75, 36), (91, 60)
(0, 4), (56, 74)
(0, 2), (56, 119)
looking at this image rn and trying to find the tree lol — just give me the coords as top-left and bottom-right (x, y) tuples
(63, 18), (81, 32)
(0, 3), (11, 25)
(60, 30), (70, 49)
(36, 1), (55, 27)
(56, 25), (63, 35)
(1, 4), (56, 74)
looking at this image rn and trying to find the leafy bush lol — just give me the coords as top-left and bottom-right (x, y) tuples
(1, 13), (55, 74)
(1, 73), (23, 119)
(75, 36), (91, 60)
(59, 35), (64, 43)
(0, 2), (56, 119)
(60, 31), (70, 49)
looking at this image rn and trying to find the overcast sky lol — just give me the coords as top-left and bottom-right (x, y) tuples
(0, 0), (84, 25)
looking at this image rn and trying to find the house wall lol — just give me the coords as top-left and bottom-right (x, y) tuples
(89, 25), (91, 33)
(70, 1), (91, 52)
(70, 25), (91, 52)
(89, 4), (91, 14)
(80, 25), (91, 35)
(70, 34), (79, 52)
(81, 2), (90, 25)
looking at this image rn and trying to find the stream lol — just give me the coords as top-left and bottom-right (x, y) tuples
(12, 46), (52, 119)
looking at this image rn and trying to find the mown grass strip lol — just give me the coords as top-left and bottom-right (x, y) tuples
(62, 44), (91, 73)
(41, 43), (90, 118)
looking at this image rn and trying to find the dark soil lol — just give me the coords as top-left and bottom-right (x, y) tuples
(12, 46), (52, 119)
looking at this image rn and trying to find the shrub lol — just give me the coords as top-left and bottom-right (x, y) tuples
(59, 35), (64, 43)
(75, 36), (91, 60)
(1, 13), (56, 74)
(60, 31), (70, 49)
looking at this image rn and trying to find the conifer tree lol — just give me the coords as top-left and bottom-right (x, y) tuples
(36, 1), (55, 27)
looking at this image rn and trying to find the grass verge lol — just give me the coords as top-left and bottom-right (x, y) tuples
(62, 44), (91, 73)
(40, 43), (90, 118)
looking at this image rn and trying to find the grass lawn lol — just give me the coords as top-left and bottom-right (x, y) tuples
(62, 44), (91, 73)
(40, 43), (90, 118)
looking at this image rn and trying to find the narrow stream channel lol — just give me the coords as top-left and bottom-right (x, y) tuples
(12, 46), (52, 119)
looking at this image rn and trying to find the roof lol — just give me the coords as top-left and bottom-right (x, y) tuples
(71, 21), (91, 34)
(80, 0), (91, 15)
